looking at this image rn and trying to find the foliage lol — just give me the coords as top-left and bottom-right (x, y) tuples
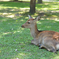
(0, 2), (59, 59)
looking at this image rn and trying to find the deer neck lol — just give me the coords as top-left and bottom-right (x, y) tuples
(30, 23), (39, 38)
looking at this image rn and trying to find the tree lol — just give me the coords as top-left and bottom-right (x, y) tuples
(30, 0), (36, 14)
(37, 0), (42, 3)
(14, 0), (18, 1)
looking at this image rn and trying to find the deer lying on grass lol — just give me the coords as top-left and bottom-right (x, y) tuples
(21, 15), (59, 53)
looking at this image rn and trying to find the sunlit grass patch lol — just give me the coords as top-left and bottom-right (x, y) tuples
(0, 14), (59, 59)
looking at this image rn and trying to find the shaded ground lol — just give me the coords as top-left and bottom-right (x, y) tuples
(0, 2), (59, 20)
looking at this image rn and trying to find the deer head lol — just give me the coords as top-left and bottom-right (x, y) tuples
(21, 15), (40, 29)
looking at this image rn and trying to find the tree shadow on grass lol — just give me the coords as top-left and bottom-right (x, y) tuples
(0, 2), (59, 20)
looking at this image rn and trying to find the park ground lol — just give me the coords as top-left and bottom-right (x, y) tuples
(0, 2), (59, 59)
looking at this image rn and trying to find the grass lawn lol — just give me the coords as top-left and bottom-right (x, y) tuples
(0, 2), (59, 59)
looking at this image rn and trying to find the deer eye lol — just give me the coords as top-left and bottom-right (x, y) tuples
(28, 22), (30, 24)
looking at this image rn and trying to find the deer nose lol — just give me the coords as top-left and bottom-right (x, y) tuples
(21, 25), (23, 27)
(21, 25), (25, 28)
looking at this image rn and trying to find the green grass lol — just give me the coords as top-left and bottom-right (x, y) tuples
(0, 2), (59, 59)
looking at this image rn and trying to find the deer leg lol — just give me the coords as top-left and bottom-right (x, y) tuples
(39, 44), (41, 47)
(44, 46), (57, 53)
(50, 49), (57, 53)
(31, 39), (34, 44)
(39, 44), (45, 49)
(39, 46), (42, 49)
(31, 39), (39, 46)
(48, 45), (57, 53)
(39, 44), (57, 53)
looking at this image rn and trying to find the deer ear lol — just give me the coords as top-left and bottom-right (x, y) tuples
(28, 15), (33, 19)
(35, 16), (41, 21)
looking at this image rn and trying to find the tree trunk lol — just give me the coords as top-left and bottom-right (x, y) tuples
(14, 0), (18, 1)
(30, 0), (36, 14)
(38, 0), (42, 3)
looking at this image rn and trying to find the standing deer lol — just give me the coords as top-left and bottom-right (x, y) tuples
(21, 15), (59, 53)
